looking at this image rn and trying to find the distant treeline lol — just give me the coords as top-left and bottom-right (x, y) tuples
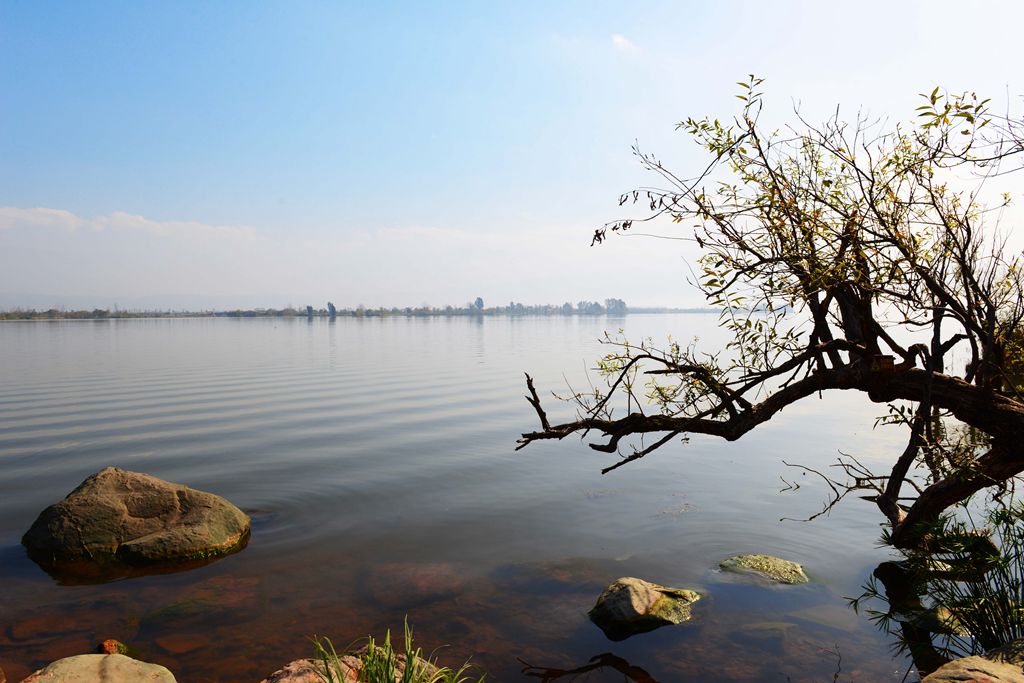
(287, 298), (630, 318)
(0, 308), (186, 320)
(1, 298), (717, 321)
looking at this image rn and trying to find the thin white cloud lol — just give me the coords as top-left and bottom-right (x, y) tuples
(100, 211), (260, 241)
(0, 207), (259, 242)
(0, 207), (84, 232)
(611, 34), (638, 53)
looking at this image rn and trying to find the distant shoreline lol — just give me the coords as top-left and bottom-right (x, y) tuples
(0, 305), (718, 321)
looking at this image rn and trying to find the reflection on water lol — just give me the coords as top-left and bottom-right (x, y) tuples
(521, 652), (662, 682)
(869, 560), (952, 677)
(0, 316), (914, 681)
(26, 550), (247, 587)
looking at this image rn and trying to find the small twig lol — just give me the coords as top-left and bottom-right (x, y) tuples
(602, 431), (681, 474)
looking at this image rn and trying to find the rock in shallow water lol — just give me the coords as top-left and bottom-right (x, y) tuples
(22, 467), (250, 582)
(19, 654), (176, 682)
(719, 554), (809, 585)
(588, 576), (701, 641)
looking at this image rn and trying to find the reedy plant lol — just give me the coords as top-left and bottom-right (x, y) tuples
(313, 618), (485, 683)
(924, 504), (1024, 655)
(851, 502), (1024, 665)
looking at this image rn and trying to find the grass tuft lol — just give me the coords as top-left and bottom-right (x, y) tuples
(313, 618), (485, 683)
(924, 505), (1024, 656)
(850, 503), (1024, 663)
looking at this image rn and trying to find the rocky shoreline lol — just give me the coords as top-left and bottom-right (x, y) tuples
(12, 468), (1023, 682)
(14, 625), (1024, 682)
(14, 646), (446, 683)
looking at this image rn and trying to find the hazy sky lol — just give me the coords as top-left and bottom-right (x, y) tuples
(2, 1), (1022, 310)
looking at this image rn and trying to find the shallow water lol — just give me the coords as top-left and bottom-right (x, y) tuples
(0, 315), (914, 681)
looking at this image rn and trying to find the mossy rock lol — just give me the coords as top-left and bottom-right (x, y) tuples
(719, 554), (809, 585)
(22, 467), (250, 582)
(588, 576), (701, 641)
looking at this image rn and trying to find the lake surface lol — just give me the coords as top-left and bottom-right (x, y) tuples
(0, 315), (915, 681)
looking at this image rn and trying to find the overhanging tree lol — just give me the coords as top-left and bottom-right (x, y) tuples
(518, 78), (1024, 550)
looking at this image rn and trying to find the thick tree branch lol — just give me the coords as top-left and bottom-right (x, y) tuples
(889, 443), (1024, 549)
(525, 83), (1024, 551)
(520, 367), (1024, 456)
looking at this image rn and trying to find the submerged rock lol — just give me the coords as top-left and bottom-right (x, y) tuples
(719, 554), (809, 585)
(364, 562), (467, 608)
(19, 654), (176, 682)
(891, 605), (969, 636)
(22, 467), (250, 582)
(729, 621), (796, 650)
(588, 576), (701, 641)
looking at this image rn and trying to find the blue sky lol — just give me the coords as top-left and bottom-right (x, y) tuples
(2, 1), (1022, 309)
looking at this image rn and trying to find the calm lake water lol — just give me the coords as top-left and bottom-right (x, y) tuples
(0, 315), (915, 682)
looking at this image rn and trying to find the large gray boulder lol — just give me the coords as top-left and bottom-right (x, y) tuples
(22, 467), (250, 581)
(588, 576), (700, 641)
(19, 654), (176, 682)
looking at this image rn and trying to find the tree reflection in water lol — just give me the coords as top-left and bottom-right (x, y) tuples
(854, 508), (1024, 681)
(519, 653), (661, 683)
